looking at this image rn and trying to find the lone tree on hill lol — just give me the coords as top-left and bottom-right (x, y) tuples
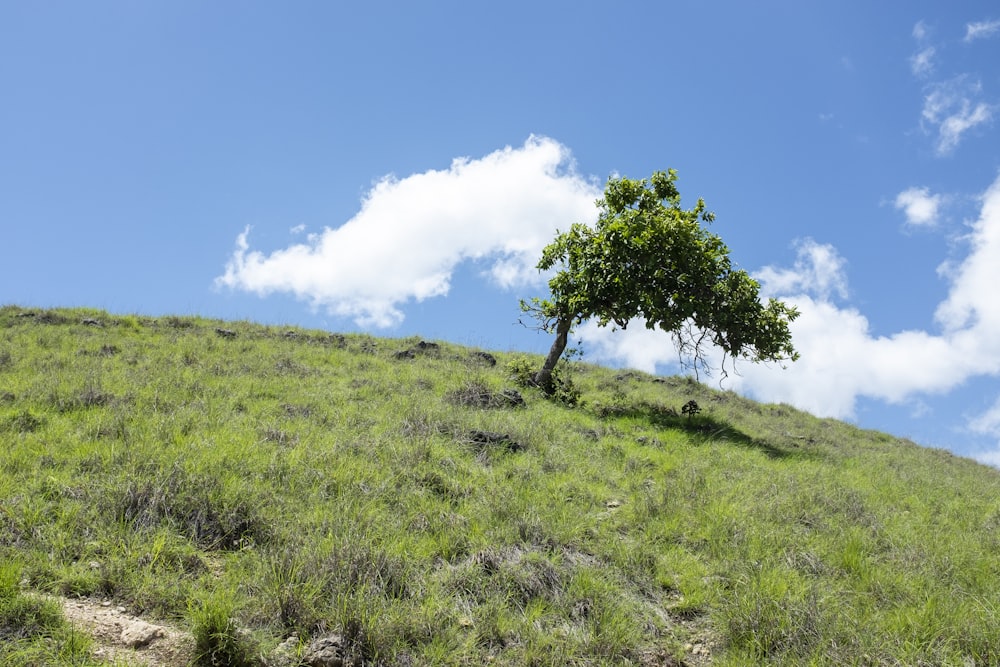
(521, 169), (800, 393)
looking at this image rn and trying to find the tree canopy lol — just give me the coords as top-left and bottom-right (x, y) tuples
(523, 169), (799, 391)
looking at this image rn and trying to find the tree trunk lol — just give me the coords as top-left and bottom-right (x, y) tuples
(534, 317), (571, 394)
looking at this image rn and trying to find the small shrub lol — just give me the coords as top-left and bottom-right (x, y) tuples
(548, 371), (580, 407)
(505, 356), (579, 406)
(505, 356), (537, 387)
(681, 400), (701, 418)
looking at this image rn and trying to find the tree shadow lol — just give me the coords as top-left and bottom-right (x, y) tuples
(596, 401), (806, 460)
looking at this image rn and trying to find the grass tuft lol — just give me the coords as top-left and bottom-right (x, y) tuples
(190, 591), (256, 667)
(111, 463), (270, 550)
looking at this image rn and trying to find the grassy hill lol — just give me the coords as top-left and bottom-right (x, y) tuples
(2, 305), (999, 666)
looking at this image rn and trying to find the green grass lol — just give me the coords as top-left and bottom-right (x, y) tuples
(0, 559), (102, 665)
(2, 305), (1000, 665)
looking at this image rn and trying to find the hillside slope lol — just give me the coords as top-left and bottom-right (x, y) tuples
(1, 305), (999, 666)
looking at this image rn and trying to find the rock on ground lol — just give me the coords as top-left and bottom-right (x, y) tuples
(120, 619), (165, 648)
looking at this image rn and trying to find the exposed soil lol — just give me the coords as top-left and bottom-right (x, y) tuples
(57, 596), (194, 667)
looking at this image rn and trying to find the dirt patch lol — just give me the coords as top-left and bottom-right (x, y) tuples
(57, 596), (195, 666)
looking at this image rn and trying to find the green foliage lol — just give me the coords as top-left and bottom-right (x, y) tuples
(681, 400), (701, 418)
(504, 354), (542, 389)
(505, 355), (579, 406)
(2, 306), (1000, 666)
(524, 170), (799, 380)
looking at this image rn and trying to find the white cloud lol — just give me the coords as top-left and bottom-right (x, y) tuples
(728, 297), (962, 417)
(964, 19), (1000, 43)
(755, 239), (849, 301)
(973, 447), (1000, 468)
(921, 77), (994, 155)
(970, 396), (1000, 435)
(912, 20), (929, 41)
(216, 136), (599, 327)
(894, 186), (943, 227)
(576, 320), (678, 376)
(970, 396), (1000, 468)
(910, 47), (936, 77)
(577, 173), (1000, 421)
(937, 102), (993, 155)
(934, 175), (1000, 336)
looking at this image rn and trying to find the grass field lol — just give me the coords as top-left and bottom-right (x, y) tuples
(2, 305), (999, 666)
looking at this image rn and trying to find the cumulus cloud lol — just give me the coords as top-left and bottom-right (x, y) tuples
(964, 19), (1000, 43)
(576, 173), (1000, 421)
(938, 103), (993, 155)
(921, 77), (994, 155)
(974, 447), (1000, 468)
(216, 136), (599, 327)
(576, 320), (681, 377)
(755, 239), (849, 301)
(910, 47), (936, 77)
(912, 20), (929, 41)
(971, 397), (1000, 435)
(934, 175), (1000, 336)
(894, 187), (943, 227)
(726, 296), (962, 417)
(970, 396), (1000, 467)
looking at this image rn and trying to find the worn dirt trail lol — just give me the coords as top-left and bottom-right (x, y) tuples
(57, 596), (194, 667)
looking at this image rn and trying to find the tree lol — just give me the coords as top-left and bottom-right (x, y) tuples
(521, 170), (799, 393)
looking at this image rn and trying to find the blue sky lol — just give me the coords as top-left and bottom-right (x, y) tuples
(4, 2), (1000, 465)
